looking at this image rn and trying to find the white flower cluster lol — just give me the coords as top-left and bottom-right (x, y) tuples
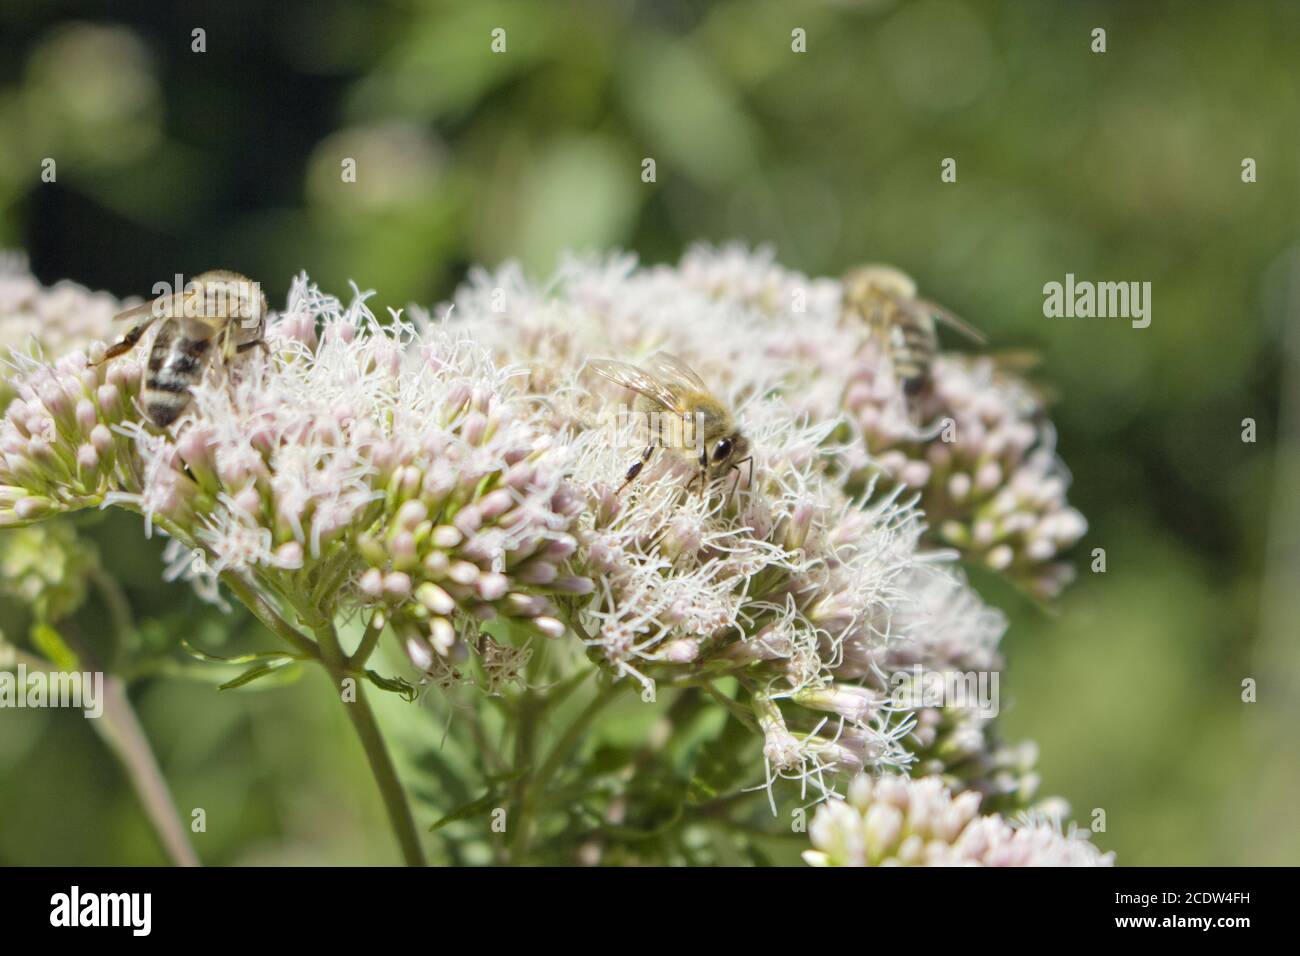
(0, 254), (120, 409)
(445, 247), (1057, 798)
(672, 245), (1087, 600)
(0, 249), (1087, 821)
(1, 274), (588, 674)
(804, 774), (1113, 867)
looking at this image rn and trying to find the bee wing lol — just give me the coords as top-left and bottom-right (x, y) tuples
(922, 301), (987, 346)
(642, 351), (711, 393)
(586, 358), (684, 412)
(987, 348), (1043, 375)
(112, 290), (189, 323)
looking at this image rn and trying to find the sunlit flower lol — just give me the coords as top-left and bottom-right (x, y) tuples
(673, 244), (1087, 600)
(803, 773), (1113, 867)
(1, 249), (1090, 822)
(0, 273), (588, 684)
(442, 248), (1059, 800)
(0, 254), (122, 410)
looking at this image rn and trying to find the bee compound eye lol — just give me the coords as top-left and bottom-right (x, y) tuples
(713, 438), (733, 462)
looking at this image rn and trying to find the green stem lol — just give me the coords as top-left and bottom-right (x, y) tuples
(95, 675), (201, 867)
(702, 680), (760, 731)
(533, 677), (624, 798)
(88, 565), (134, 671)
(505, 685), (542, 853)
(221, 573), (319, 659)
(313, 621), (427, 867)
(511, 675), (625, 858)
(9, 638), (199, 867)
(347, 610), (385, 670)
(217, 574), (423, 866)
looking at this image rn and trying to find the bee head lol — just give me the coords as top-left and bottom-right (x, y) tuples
(843, 265), (917, 305)
(711, 432), (747, 466)
(193, 272), (265, 328)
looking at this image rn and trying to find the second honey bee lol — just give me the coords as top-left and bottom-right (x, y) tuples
(98, 270), (267, 427)
(587, 351), (750, 495)
(841, 264), (987, 401)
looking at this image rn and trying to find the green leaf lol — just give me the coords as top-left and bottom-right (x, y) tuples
(427, 789), (500, 833)
(177, 640), (309, 691)
(688, 707), (759, 804)
(217, 656), (302, 691)
(181, 640), (309, 666)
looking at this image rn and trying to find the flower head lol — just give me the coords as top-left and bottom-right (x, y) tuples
(442, 247), (1058, 800)
(803, 773), (1113, 866)
(0, 273), (588, 684)
(1, 249), (1088, 814)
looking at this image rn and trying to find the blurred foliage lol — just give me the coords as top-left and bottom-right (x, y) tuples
(1, 0), (1297, 864)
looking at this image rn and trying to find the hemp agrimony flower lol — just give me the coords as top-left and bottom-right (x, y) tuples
(1, 248), (1103, 864)
(803, 774), (1113, 867)
(443, 247), (1083, 803)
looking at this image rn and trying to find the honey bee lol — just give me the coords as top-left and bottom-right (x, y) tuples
(586, 351), (750, 495)
(97, 270), (267, 427)
(842, 264), (987, 401)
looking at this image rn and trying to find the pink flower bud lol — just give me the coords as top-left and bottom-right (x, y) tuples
(396, 499), (427, 530)
(533, 616), (566, 639)
(516, 561), (557, 585)
(274, 542), (304, 568)
(659, 638), (699, 663)
(478, 488), (514, 520)
(382, 571), (411, 600)
(449, 560), (479, 586)
(15, 496), (51, 520)
(405, 635), (434, 671)
(429, 616), (456, 654)
(415, 582), (456, 615)
(75, 398), (97, 435)
(431, 524), (462, 548)
(475, 572), (509, 601)
(76, 443), (99, 472)
(359, 568), (384, 599)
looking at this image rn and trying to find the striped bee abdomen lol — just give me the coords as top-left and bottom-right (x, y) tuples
(881, 304), (936, 393)
(143, 323), (211, 426)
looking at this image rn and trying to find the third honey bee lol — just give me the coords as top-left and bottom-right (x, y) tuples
(841, 264), (986, 401)
(98, 270), (267, 427)
(586, 351), (751, 495)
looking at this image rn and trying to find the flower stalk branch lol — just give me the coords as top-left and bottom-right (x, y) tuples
(313, 619), (427, 867)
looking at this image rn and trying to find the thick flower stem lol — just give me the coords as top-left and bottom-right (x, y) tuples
(6, 642), (199, 867)
(220, 574), (425, 866)
(313, 622), (427, 867)
(95, 675), (201, 867)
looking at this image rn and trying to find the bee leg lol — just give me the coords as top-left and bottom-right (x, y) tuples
(688, 447), (710, 496)
(217, 323), (244, 363)
(617, 444), (656, 494)
(727, 456), (754, 500)
(95, 317), (155, 366)
(235, 338), (269, 356)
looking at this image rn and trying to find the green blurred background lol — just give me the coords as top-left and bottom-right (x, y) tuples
(1, 0), (1297, 865)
